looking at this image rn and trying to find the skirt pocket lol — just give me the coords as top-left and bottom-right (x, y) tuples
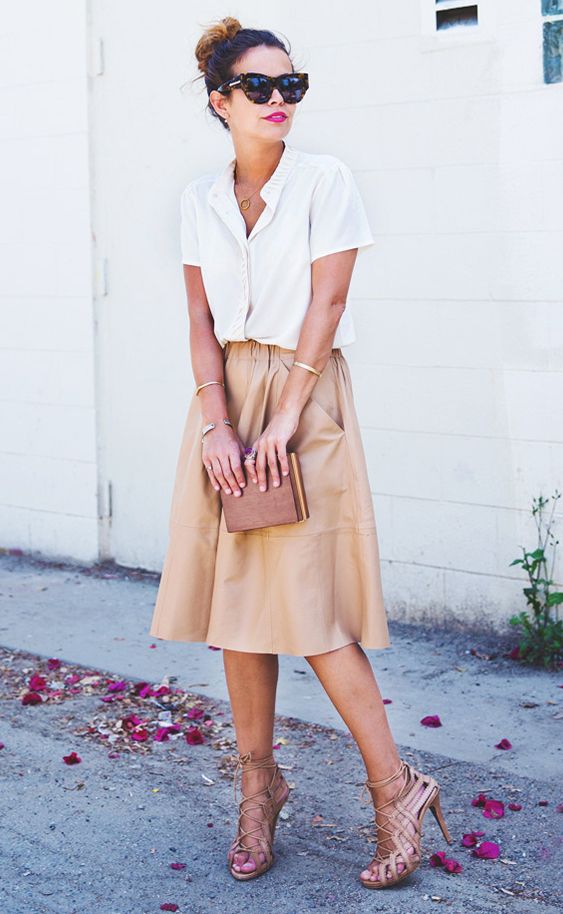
(279, 351), (346, 436)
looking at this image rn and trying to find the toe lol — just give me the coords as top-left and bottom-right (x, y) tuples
(232, 850), (251, 871)
(239, 854), (257, 873)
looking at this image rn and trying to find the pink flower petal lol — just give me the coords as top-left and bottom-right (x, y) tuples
(136, 683), (153, 698)
(186, 707), (204, 719)
(130, 728), (149, 742)
(461, 830), (486, 847)
(22, 691), (43, 705)
(508, 802), (522, 811)
(471, 792), (488, 807)
(62, 751), (81, 765)
(153, 685), (171, 697)
(160, 905), (179, 912)
(473, 841), (500, 859)
(154, 724), (181, 742)
(420, 714), (442, 728)
(494, 738), (512, 750)
(185, 726), (204, 745)
(106, 680), (127, 692)
(47, 658), (62, 670)
(429, 851), (448, 867)
(443, 857), (463, 873)
(170, 862), (186, 870)
(121, 714), (145, 729)
(29, 673), (47, 691)
(383, 698), (392, 704)
(482, 799), (505, 819)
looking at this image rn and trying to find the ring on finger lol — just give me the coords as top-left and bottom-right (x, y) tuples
(244, 447), (257, 462)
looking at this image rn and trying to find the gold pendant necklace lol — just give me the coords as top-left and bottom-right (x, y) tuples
(234, 165), (267, 211)
(234, 142), (285, 211)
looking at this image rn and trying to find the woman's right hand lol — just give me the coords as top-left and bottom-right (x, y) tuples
(202, 425), (247, 496)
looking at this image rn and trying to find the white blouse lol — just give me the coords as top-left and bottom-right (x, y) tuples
(180, 141), (375, 350)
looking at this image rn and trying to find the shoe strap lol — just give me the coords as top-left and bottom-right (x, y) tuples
(230, 750), (283, 860)
(359, 759), (410, 808)
(365, 758), (405, 789)
(233, 750), (279, 805)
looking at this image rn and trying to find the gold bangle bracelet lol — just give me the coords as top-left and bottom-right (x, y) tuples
(293, 360), (322, 378)
(195, 380), (225, 396)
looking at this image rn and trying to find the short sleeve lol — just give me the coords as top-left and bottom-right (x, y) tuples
(309, 160), (375, 263)
(180, 184), (201, 266)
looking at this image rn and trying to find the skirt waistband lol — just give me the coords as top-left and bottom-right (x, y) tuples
(223, 339), (342, 360)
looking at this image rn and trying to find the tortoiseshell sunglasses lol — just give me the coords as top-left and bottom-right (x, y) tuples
(216, 72), (309, 104)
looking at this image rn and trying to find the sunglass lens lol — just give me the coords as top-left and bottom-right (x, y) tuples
(279, 74), (308, 103)
(244, 75), (272, 103)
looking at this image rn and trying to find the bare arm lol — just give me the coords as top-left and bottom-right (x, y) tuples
(184, 264), (246, 496)
(250, 248), (359, 490)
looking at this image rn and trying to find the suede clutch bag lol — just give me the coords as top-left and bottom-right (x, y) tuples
(220, 451), (309, 532)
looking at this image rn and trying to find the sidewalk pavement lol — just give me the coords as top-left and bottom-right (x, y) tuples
(0, 551), (561, 914)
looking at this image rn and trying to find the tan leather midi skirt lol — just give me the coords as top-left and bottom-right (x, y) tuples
(149, 339), (391, 656)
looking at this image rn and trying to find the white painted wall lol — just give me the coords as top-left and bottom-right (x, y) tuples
(0, 0), (97, 561)
(1, 0), (562, 629)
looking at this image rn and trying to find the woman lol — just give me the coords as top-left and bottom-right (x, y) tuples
(149, 16), (452, 889)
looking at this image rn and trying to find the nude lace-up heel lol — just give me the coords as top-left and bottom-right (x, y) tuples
(359, 758), (453, 889)
(226, 749), (290, 881)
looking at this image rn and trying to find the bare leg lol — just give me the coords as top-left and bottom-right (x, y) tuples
(304, 642), (419, 883)
(222, 649), (287, 875)
(223, 649), (278, 757)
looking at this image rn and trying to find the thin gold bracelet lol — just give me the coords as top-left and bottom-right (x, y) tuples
(293, 360), (322, 378)
(195, 380), (225, 396)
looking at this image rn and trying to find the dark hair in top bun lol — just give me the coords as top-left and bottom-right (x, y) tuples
(193, 16), (295, 131)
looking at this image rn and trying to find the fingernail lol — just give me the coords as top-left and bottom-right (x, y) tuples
(260, 485), (266, 492)
(234, 492), (240, 497)
(273, 481), (279, 487)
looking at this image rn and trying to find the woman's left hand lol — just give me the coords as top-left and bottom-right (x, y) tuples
(247, 409), (300, 491)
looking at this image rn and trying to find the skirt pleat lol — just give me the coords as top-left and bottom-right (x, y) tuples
(148, 339), (391, 656)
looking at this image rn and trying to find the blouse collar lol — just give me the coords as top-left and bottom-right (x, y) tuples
(207, 141), (298, 212)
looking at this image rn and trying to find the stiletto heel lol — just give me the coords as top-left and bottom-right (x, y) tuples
(429, 789), (452, 844)
(226, 749), (290, 881)
(358, 758), (453, 889)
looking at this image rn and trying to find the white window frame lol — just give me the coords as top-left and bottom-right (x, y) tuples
(542, 4), (563, 24)
(420, 0), (496, 49)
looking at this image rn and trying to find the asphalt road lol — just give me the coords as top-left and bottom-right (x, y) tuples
(0, 552), (561, 913)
